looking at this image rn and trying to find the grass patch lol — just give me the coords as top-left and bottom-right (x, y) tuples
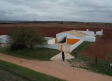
(0, 47), (60, 61)
(71, 41), (94, 58)
(96, 35), (101, 41)
(70, 41), (112, 76)
(0, 60), (65, 81)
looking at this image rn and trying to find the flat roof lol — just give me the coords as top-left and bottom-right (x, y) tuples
(58, 30), (88, 38)
(67, 31), (88, 38)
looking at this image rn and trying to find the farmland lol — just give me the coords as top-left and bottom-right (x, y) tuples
(0, 22), (112, 61)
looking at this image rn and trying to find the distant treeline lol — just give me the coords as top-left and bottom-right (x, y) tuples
(0, 21), (78, 24)
(0, 22), (14, 24)
(0, 21), (112, 24)
(17, 21), (80, 24)
(24, 21), (62, 23)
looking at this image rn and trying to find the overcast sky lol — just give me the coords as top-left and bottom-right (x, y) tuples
(0, 0), (112, 22)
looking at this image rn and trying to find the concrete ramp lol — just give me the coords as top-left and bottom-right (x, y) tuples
(55, 43), (71, 52)
(50, 52), (75, 61)
(51, 43), (75, 61)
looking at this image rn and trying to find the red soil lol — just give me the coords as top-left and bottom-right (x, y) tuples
(83, 28), (112, 61)
(0, 23), (112, 61)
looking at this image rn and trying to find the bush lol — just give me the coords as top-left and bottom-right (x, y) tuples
(7, 27), (47, 51)
(10, 43), (26, 51)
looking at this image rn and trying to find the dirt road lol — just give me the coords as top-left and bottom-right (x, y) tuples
(0, 53), (112, 81)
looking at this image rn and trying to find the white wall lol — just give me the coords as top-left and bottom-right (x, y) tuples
(37, 44), (61, 50)
(101, 29), (103, 32)
(67, 34), (80, 39)
(0, 35), (8, 43)
(47, 38), (55, 44)
(56, 33), (67, 38)
(57, 36), (65, 42)
(96, 31), (103, 35)
(66, 34), (80, 44)
(96, 29), (103, 35)
(80, 31), (95, 37)
(66, 34), (81, 44)
(48, 36), (66, 44)
(84, 36), (96, 42)
(70, 38), (84, 53)
(45, 37), (55, 40)
(0, 38), (7, 43)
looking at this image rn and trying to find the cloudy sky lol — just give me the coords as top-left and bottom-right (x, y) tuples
(0, 0), (112, 22)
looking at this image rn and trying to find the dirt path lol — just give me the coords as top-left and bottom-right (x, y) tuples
(0, 53), (112, 81)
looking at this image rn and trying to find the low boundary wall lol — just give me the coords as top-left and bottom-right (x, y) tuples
(0, 35), (8, 43)
(84, 36), (96, 42)
(37, 44), (61, 51)
(96, 31), (103, 35)
(0, 38), (7, 43)
(70, 38), (84, 53)
(96, 29), (103, 35)
(47, 38), (55, 44)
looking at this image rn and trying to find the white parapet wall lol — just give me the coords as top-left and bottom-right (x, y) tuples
(66, 34), (80, 43)
(37, 44), (61, 50)
(84, 36), (96, 42)
(47, 38), (55, 44)
(56, 33), (67, 38)
(96, 29), (103, 35)
(96, 31), (102, 35)
(45, 37), (56, 44)
(80, 31), (95, 37)
(70, 38), (84, 53)
(67, 34), (80, 39)
(57, 36), (65, 42)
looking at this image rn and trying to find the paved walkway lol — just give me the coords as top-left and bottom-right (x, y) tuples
(50, 52), (75, 61)
(51, 43), (75, 61)
(0, 53), (112, 81)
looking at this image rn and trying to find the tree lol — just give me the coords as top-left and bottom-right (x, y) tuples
(7, 27), (47, 51)
(59, 22), (63, 24)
